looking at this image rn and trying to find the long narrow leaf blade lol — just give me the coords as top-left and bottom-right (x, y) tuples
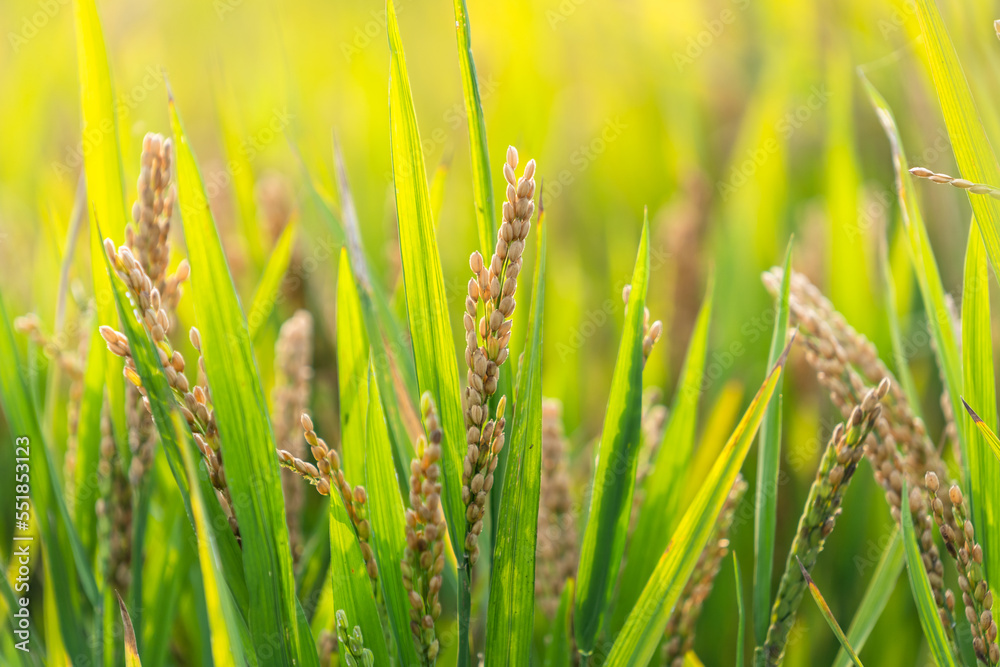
(798, 558), (863, 666)
(961, 218), (1000, 594)
(73, 0), (128, 541)
(365, 363), (422, 666)
(735, 554), (745, 667)
(544, 579), (575, 667)
(485, 213), (546, 663)
(605, 338), (791, 665)
(116, 592), (143, 667)
(900, 480), (958, 667)
(386, 0), (466, 558)
(337, 249), (371, 486)
(612, 270), (713, 632)
(176, 414), (246, 667)
(328, 488), (391, 665)
(452, 0), (497, 255)
(753, 240), (791, 645)
(574, 219), (650, 653)
(169, 97), (315, 667)
(247, 218), (299, 341)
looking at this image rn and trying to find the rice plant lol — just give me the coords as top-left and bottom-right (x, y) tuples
(6, 0), (1000, 665)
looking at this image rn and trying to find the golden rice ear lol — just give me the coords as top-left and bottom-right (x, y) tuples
(761, 267), (959, 658)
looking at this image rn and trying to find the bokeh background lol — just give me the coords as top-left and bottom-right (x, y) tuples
(3, 0), (1000, 663)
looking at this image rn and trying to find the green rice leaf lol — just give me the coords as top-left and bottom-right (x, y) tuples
(543, 579), (574, 667)
(861, 74), (968, 493)
(116, 591), (142, 667)
(328, 482), (391, 665)
(753, 240), (791, 645)
(331, 140), (416, 490)
(605, 337), (790, 665)
(0, 289), (96, 661)
(900, 480), (958, 667)
(574, 218), (650, 653)
(832, 529), (903, 667)
(961, 218), (1000, 594)
(735, 553), (745, 667)
(176, 414), (247, 667)
(797, 558), (863, 666)
(386, 0), (467, 561)
(879, 235), (920, 411)
(484, 211), (546, 664)
(73, 0), (127, 449)
(912, 0), (1000, 285)
(248, 218), (298, 342)
(612, 266), (712, 634)
(365, 361), (422, 666)
(452, 0), (497, 254)
(337, 248), (371, 486)
(169, 96), (316, 667)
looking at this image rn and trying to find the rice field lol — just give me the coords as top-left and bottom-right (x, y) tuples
(3, 0), (1000, 665)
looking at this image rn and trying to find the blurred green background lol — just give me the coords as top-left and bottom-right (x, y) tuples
(3, 0), (1000, 663)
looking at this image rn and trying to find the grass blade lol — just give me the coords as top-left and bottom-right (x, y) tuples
(861, 74), (967, 492)
(912, 0), (1000, 284)
(735, 553), (745, 667)
(169, 96), (315, 667)
(544, 578), (575, 667)
(176, 414), (246, 667)
(73, 6), (128, 607)
(248, 218), (299, 342)
(386, 0), (466, 562)
(605, 337), (791, 665)
(328, 483), (391, 665)
(337, 248), (371, 486)
(365, 362), (422, 666)
(452, 0), (497, 255)
(900, 480), (958, 667)
(0, 288), (98, 661)
(832, 529), (904, 667)
(753, 239), (791, 645)
(574, 218), (650, 654)
(797, 558), (863, 667)
(612, 270), (713, 633)
(961, 218), (1000, 595)
(484, 211), (546, 664)
(116, 591), (142, 667)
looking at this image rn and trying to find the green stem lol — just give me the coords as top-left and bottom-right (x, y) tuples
(458, 557), (472, 667)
